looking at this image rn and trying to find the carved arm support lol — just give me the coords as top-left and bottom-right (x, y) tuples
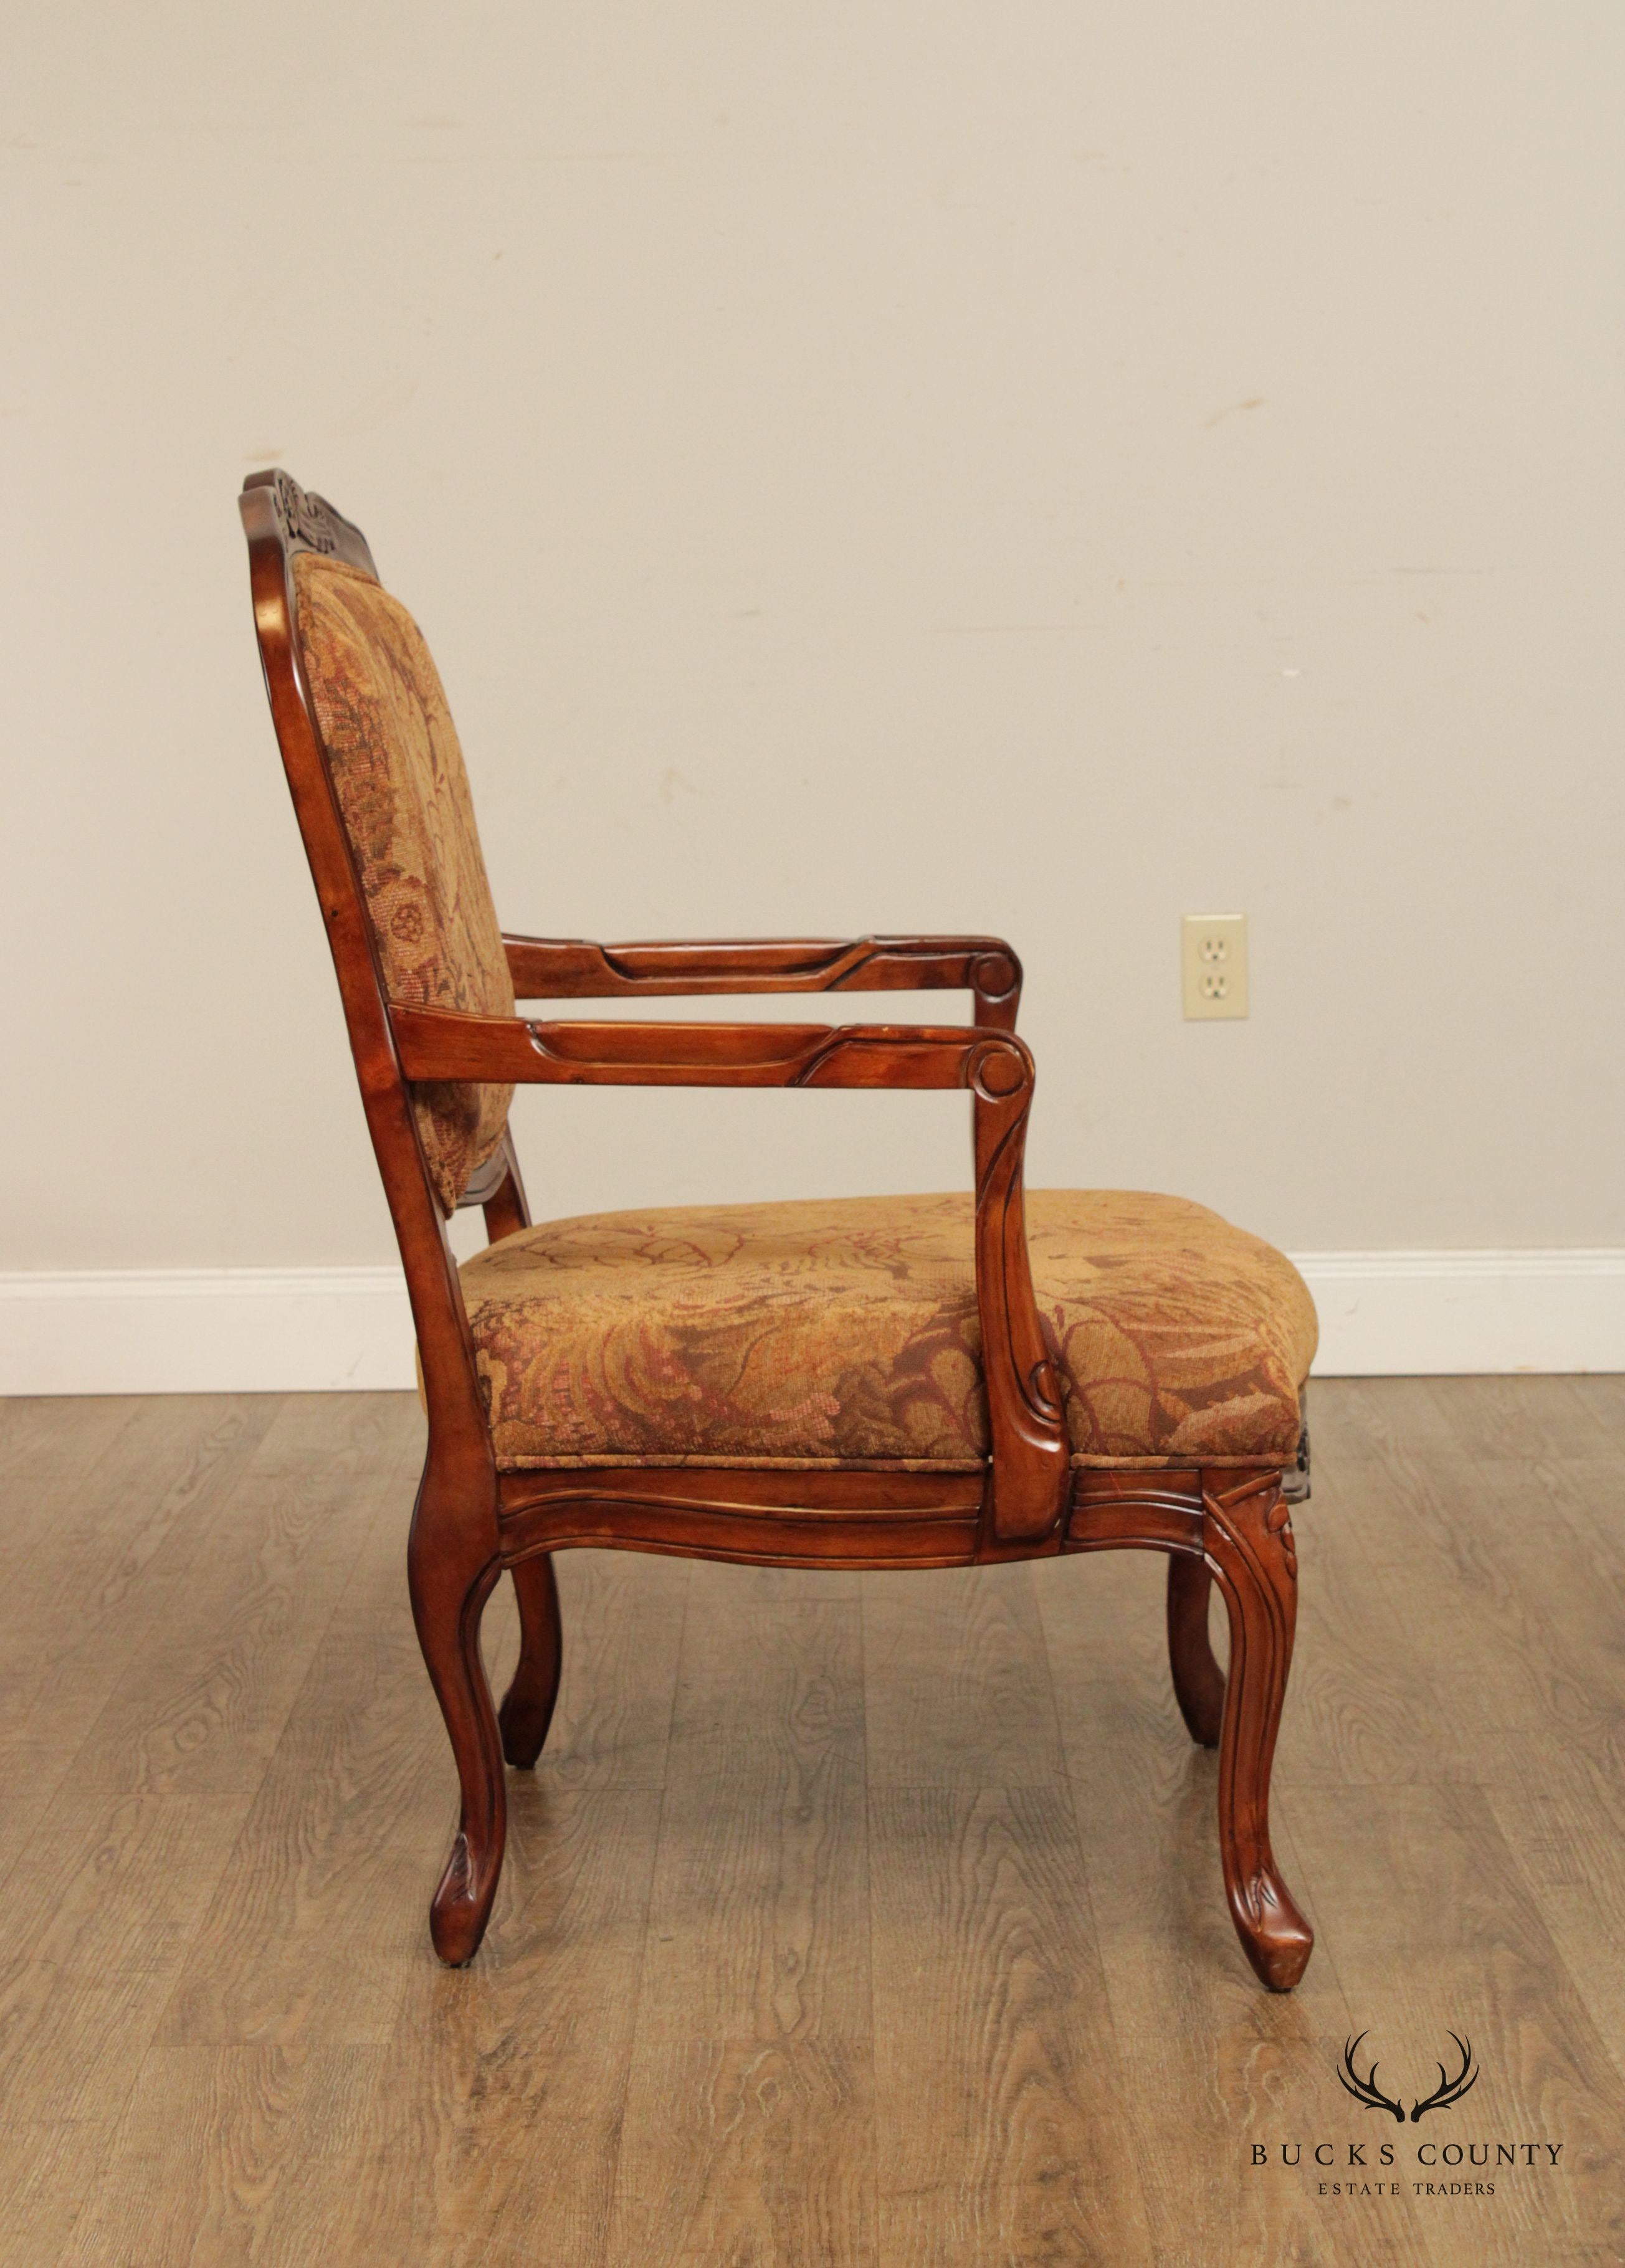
(501, 934), (1022, 1032)
(391, 1006), (1068, 1547)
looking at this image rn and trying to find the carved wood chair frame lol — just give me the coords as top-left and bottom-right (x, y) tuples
(241, 468), (1312, 1990)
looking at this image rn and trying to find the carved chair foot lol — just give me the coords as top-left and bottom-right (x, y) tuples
(1227, 1864), (1315, 1993)
(1166, 1555), (1225, 1747)
(1203, 1474), (1314, 1992)
(409, 1492), (507, 1968)
(498, 1554), (564, 1770)
(430, 1823), (505, 1968)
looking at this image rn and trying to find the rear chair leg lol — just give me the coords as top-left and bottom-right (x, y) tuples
(409, 1486), (507, 1967)
(1166, 1555), (1225, 1747)
(1202, 1476), (1314, 1991)
(499, 1555), (564, 1768)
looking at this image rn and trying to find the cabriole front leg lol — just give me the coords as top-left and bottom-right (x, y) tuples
(1202, 1473), (1313, 1991)
(408, 1473), (507, 1967)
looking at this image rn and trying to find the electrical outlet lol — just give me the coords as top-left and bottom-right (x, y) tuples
(1182, 913), (1248, 1020)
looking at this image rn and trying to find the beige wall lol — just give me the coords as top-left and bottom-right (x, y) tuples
(4, 4), (1622, 1273)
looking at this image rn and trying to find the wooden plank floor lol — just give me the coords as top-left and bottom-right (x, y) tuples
(1, 1380), (1622, 2266)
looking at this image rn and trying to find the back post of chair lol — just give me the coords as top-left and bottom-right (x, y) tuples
(239, 471), (496, 1481)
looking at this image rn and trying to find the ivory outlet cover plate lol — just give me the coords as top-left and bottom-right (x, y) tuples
(1182, 913), (1248, 1020)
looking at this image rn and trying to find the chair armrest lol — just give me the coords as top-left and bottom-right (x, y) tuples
(395, 1006), (998, 1088)
(392, 1005), (1068, 1547)
(501, 934), (1022, 1030)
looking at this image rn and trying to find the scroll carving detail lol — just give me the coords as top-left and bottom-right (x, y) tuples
(270, 470), (339, 555)
(1265, 1492), (1298, 1582)
(1211, 1467), (1297, 1584)
(970, 949), (1019, 1002)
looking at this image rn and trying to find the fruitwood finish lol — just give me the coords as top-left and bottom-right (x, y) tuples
(240, 468), (1312, 1989)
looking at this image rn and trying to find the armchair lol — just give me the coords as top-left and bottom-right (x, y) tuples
(242, 469), (1318, 1990)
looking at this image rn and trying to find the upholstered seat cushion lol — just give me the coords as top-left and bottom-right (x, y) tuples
(458, 1190), (1317, 1473)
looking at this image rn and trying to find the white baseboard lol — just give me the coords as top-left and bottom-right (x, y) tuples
(0, 1268), (416, 1395)
(0, 1252), (1621, 1396)
(1291, 1249), (1625, 1378)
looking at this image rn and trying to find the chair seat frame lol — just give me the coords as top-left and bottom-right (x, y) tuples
(242, 468), (1312, 1991)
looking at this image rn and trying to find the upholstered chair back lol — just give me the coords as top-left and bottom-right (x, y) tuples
(291, 551), (514, 1213)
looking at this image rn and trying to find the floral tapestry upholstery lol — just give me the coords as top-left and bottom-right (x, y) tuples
(292, 552), (514, 1213)
(456, 1189), (1318, 1471)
